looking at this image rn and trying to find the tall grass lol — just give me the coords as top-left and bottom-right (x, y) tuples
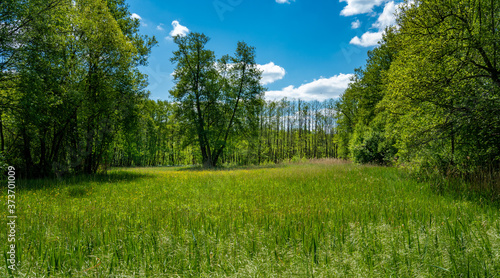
(417, 164), (500, 205)
(1, 160), (499, 277)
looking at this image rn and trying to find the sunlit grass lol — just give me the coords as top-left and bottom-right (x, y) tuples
(1, 160), (499, 277)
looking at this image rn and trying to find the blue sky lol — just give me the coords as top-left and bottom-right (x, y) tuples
(126, 0), (403, 101)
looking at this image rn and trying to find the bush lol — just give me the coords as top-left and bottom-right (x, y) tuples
(349, 124), (397, 165)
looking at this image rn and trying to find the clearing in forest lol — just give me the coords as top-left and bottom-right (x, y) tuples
(2, 160), (499, 277)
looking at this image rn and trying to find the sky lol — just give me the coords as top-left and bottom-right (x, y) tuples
(126, 0), (404, 101)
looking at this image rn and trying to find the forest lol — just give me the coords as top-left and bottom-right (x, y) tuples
(1, 0), (500, 277)
(0, 0), (341, 177)
(1, 0), (499, 181)
(336, 0), (500, 190)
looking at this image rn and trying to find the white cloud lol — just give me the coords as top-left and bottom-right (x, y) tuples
(171, 62), (285, 85)
(349, 1), (401, 47)
(339, 0), (387, 16)
(351, 19), (361, 29)
(372, 1), (398, 29)
(169, 20), (189, 37)
(156, 23), (164, 31)
(130, 13), (147, 26)
(265, 73), (354, 101)
(257, 62), (286, 85)
(349, 31), (383, 47)
(130, 13), (142, 20)
(276, 0), (294, 3)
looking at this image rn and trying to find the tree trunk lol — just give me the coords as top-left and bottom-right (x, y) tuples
(84, 124), (94, 174)
(0, 112), (4, 153)
(21, 127), (34, 178)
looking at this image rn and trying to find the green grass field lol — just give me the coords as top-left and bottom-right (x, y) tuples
(2, 160), (499, 277)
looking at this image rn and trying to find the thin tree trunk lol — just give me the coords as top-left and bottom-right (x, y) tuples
(0, 112), (4, 153)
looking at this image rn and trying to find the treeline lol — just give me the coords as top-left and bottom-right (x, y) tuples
(0, 0), (156, 178)
(111, 32), (341, 168)
(335, 0), (500, 179)
(0, 0), (341, 178)
(112, 98), (339, 167)
(4, 0), (498, 183)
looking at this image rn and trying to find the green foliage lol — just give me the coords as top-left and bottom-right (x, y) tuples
(349, 117), (396, 165)
(2, 1), (340, 173)
(382, 0), (500, 174)
(0, 0), (156, 177)
(0, 151), (7, 174)
(336, 0), (500, 181)
(336, 32), (397, 163)
(114, 97), (340, 167)
(111, 99), (197, 166)
(170, 33), (265, 167)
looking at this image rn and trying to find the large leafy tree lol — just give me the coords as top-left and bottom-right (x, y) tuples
(170, 33), (264, 167)
(14, 0), (77, 176)
(74, 0), (147, 174)
(383, 0), (500, 172)
(335, 31), (397, 163)
(335, 0), (500, 175)
(0, 0), (62, 163)
(1, 0), (155, 177)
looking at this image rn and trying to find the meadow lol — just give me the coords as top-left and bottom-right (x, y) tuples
(1, 160), (499, 277)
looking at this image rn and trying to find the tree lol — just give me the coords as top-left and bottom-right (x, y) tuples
(170, 33), (264, 167)
(0, 0), (62, 165)
(382, 0), (500, 172)
(1, 0), (155, 177)
(335, 31), (397, 163)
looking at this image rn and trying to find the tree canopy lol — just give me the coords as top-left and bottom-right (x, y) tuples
(170, 33), (265, 167)
(335, 0), (500, 178)
(2, 0), (498, 182)
(0, 0), (156, 177)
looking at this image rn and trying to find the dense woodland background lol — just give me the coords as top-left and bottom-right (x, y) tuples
(1, 0), (499, 192)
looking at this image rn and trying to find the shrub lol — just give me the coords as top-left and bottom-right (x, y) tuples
(349, 125), (397, 165)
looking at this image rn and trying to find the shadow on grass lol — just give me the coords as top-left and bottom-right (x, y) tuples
(421, 175), (500, 210)
(17, 171), (152, 191)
